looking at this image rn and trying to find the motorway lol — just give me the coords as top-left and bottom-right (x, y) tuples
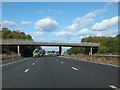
(2, 56), (119, 88)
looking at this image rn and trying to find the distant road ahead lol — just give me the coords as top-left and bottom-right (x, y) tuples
(2, 56), (119, 88)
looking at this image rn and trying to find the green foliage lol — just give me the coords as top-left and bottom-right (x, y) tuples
(67, 35), (120, 55)
(98, 46), (109, 54)
(1, 28), (32, 40)
(1, 28), (39, 57)
(1, 28), (12, 38)
(82, 36), (119, 54)
(67, 47), (85, 55)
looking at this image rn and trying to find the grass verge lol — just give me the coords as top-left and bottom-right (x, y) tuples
(61, 55), (120, 66)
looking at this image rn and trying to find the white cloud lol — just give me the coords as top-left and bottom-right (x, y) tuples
(92, 16), (119, 31)
(95, 31), (109, 37)
(76, 28), (96, 38)
(63, 3), (115, 31)
(76, 28), (89, 35)
(85, 28), (118, 37)
(34, 31), (44, 37)
(34, 17), (59, 32)
(55, 31), (73, 37)
(2, 20), (17, 27)
(64, 12), (96, 31)
(21, 21), (32, 26)
(54, 30), (75, 40)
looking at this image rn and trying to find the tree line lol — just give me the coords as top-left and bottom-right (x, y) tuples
(67, 35), (120, 55)
(1, 28), (40, 57)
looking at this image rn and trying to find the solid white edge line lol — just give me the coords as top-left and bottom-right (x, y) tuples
(72, 67), (78, 71)
(0, 58), (31, 67)
(24, 69), (29, 73)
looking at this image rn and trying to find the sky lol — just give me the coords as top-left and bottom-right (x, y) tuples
(2, 2), (119, 51)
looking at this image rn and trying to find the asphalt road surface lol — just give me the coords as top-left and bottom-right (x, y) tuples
(2, 56), (119, 88)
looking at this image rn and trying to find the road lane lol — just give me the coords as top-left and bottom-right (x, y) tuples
(12, 56), (85, 88)
(2, 57), (39, 88)
(55, 57), (119, 88)
(49, 57), (119, 88)
(2, 56), (119, 88)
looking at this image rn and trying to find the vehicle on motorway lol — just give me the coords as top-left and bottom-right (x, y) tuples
(33, 49), (40, 57)
(33, 48), (45, 57)
(39, 49), (45, 56)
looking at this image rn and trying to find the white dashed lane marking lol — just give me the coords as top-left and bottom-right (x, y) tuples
(24, 69), (29, 73)
(32, 63), (35, 65)
(61, 62), (64, 64)
(109, 85), (119, 89)
(72, 67), (78, 71)
(56, 60), (58, 61)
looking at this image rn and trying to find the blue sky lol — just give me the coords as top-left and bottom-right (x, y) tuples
(2, 2), (119, 51)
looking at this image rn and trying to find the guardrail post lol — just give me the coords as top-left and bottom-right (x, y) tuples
(17, 45), (21, 56)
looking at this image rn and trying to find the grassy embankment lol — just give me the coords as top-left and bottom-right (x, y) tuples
(62, 55), (120, 66)
(1, 52), (19, 60)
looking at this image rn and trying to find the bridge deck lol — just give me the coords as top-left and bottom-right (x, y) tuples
(0, 38), (100, 47)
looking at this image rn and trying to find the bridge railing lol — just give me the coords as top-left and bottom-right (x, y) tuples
(1, 38), (34, 43)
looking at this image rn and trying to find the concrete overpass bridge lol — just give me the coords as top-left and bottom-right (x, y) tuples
(0, 38), (100, 56)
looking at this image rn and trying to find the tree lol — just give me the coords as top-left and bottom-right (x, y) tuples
(2, 28), (12, 38)
(98, 46), (109, 54)
(67, 35), (120, 55)
(2, 28), (35, 56)
(67, 47), (85, 55)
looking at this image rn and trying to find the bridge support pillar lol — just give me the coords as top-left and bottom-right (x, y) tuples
(90, 47), (92, 55)
(59, 46), (62, 55)
(17, 45), (21, 56)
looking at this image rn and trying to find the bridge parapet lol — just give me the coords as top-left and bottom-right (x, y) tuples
(0, 38), (100, 47)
